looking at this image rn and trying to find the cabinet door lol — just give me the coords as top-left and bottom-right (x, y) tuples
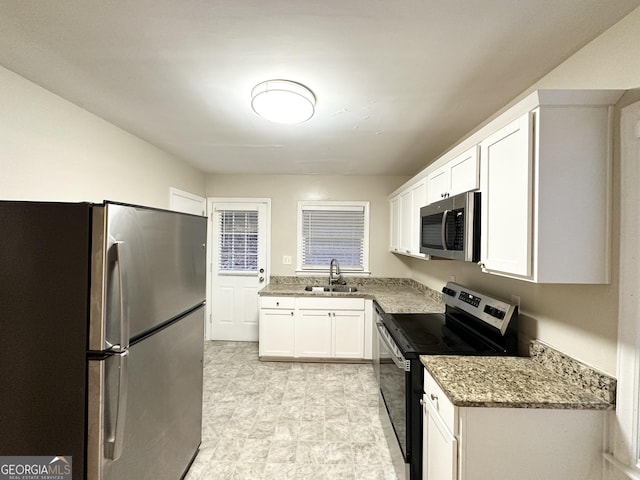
(332, 311), (365, 358)
(427, 167), (449, 204)
(449, 145), (479, 197)
(389, 195), (400, 253)
(399, 189), (413, 254)
(410, 180), (427, 256)
(259, 309), (295, 357)
(295, 311), (332, 357)
(427, 146), (479, 205)
(423, 395), (457, 480)
(480, 113), (533, 277)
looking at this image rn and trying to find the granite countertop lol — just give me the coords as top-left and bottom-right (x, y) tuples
(420, 355), (614, 410)
(261, 277), (616, 411)
(258, 277), (444, 314)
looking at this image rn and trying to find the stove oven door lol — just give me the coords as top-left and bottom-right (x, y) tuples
(376, 322), (410, 479)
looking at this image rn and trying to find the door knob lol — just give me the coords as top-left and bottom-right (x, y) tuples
(259, 276), (264, 282)
(259, 268), (264, 273)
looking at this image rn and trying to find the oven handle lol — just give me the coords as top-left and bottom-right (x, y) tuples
(376, 322), (410, 371)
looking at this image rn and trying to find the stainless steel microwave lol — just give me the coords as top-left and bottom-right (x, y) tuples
(419, 191), (480, 262)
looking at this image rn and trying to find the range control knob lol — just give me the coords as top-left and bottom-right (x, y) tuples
(442, 286), (456, 297)
(484, 305), (506, 319)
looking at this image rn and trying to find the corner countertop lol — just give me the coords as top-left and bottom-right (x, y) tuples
(420, 355), (614, 410)
(258, 277), (444, 314)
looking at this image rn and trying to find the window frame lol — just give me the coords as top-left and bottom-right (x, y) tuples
(296, 200), (370, 275)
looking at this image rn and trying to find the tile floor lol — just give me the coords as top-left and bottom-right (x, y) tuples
(184, 341), (398, 480)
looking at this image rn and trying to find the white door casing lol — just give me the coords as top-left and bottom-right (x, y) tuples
(169, 187), (206, 216)
(605, 100), (640, 480)
(206, 198), (270, 341)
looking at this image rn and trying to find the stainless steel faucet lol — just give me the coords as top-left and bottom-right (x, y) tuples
(329, 258), (343, 285)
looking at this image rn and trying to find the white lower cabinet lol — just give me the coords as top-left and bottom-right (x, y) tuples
(258, 297), (295, 357)
(259, 296), (367, 360)
(332, 310), (365, 358)
(422, 368), (605, 480)
(423, 398), (457, 480)
(294, 310), (332, 357)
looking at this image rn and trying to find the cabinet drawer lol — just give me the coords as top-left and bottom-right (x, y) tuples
(260, 296), (296, 309)
(296, 297), (365, 311)
(424, 368), (456, 433)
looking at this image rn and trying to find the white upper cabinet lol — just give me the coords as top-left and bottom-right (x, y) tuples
(390, 178), (427, 257)
(389, 194), (400, 253)
(427, 146), (479, 204)
(426, 167), (449, 204)
(479, 96), (618, 283)
(410, 180), (427, 255)
(389, 89), (623, 283)
(480, 113), (533, 277)
(399, 188), (413, 254)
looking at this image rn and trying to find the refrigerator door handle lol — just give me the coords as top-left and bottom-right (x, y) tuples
(105, 350), (129, 461)
(113, 240), (129, 351)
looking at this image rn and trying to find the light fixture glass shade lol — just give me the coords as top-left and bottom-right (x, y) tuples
(251, 80), (316, 124)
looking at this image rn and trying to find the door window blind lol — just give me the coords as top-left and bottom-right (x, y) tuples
(300, 205), (365, 271)
(218, 210), (258, 272)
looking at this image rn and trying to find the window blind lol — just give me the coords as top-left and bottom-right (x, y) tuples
(301, 205), (365, 270)
(218, 210), (258, 272)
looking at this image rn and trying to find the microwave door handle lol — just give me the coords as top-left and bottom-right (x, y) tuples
(441, 210), (450, 250)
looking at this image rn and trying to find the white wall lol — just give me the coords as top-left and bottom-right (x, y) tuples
(406, 5), (640, 376)
(0, 65), (205, 208)
(205, 174), (411, 277)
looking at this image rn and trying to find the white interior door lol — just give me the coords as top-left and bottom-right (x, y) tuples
(207, 199), (270, 341)
(169, 187), (206, 216)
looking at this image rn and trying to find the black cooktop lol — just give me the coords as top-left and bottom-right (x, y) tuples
(382, 312), (508, 358)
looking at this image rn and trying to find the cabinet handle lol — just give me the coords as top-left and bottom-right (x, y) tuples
(276, 301), (280, 306)
(290, 312), (294, 316)
(430, 393), (438, 401)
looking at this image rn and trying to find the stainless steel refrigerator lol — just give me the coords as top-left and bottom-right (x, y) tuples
(0, 201), (207, 480)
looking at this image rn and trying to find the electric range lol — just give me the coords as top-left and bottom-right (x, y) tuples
(375, 282), (519, 480)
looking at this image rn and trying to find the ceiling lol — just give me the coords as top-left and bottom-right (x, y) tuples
(1, 1), (638, 176)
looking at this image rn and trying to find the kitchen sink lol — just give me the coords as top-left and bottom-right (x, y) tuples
(304, 285), (358, 293)
(332, 285), (358, 293)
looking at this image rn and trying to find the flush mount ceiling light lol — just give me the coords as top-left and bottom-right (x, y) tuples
(251, 79), (316, 124)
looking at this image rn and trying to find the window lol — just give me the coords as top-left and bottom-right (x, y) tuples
(297, 201), (369, 273)
(218, 209), (258, 273)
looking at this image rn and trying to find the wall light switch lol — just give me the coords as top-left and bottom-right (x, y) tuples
(282, 255), (292, 265)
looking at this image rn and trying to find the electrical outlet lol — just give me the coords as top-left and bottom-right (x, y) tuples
(282, 255), (292, 265)
(511, 294), (521, 309)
